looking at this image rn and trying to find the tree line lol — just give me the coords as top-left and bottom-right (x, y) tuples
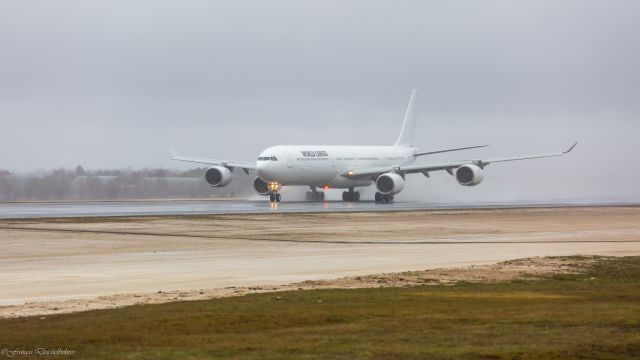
(0, 166), (252, 201)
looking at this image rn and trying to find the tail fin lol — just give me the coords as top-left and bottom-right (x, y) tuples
(394, 89), (419, 147)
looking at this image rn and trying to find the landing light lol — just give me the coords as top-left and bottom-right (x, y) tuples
(347, 171), (354, 176)
(323, 185), (330, 190)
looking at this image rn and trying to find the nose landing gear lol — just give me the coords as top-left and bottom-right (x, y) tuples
(268, 182), (281, 203)
(342, 188), (360, 202)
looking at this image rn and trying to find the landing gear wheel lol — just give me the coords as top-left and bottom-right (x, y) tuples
(276, 193), (281, 202)
(306, 190), (325, 201)
(375, 192), (394, 204)
(343, 189), (360, 202)
(270, 193), (281, 203)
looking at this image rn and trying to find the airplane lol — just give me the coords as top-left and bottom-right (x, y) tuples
(172, 89), (577, 203)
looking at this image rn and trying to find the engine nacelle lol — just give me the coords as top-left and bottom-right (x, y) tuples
(253, 177), (270, 195)
(376, 172), (405, 195)
(455, 164), (484, 186)
(204, 166), (232, 187)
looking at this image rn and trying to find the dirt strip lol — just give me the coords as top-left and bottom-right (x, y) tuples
(0, 256), (599, 319)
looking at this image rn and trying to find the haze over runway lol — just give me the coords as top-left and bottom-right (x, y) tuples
(1, 0), (639, 204)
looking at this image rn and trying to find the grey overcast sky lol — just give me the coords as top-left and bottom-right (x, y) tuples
(1, 0), (639, 202)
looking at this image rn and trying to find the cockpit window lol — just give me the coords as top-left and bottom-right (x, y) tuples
(271, 156), (278, 161)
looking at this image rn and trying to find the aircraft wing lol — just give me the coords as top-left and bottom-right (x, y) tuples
(171, 148), (256, 170)
(343, 142), (577, 179)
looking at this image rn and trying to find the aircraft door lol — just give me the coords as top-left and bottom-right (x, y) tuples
(286, 151), (293, 168)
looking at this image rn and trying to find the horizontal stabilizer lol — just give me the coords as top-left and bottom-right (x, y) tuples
(414, 145), (489, 157)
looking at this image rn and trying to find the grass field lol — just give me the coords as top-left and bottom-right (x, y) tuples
(2, 256), (640, 359)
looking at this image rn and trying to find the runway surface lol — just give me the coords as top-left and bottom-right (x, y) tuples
(1, 206), (639, 315)
(0, 198), (633, 218)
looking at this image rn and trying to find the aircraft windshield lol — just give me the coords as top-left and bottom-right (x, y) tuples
(258, 156), (278, 161)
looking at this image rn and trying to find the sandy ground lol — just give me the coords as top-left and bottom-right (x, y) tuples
(0, 206), (639, 318)
(0, 256), (603, 318)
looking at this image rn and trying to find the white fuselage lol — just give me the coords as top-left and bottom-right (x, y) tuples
(173, 90), (574, 202)
(255, 145), (417, 188)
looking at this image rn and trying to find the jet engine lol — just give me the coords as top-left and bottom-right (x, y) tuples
(455, 164), (484, 186)
(204, 166), (232, 187)
(253, 177), (270, 195)
(376, 172), (405, 195)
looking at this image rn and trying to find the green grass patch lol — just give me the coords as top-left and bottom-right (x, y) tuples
(2, 257), (640, 359)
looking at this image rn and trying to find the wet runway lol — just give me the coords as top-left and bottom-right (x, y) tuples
(0, 199), (629, 219)
(0, 199), (634, 219)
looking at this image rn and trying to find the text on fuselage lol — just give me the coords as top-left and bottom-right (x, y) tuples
(300, 150), (328, 157)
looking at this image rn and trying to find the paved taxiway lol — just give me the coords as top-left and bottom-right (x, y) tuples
(1, 206), (639, 312)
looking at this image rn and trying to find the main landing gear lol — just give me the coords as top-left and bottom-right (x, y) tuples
(342, 188), (360, 202)
(374, 192), (394, 204)
(305, 187), (325, 201)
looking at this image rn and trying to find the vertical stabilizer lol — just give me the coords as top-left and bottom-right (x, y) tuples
(394, 89), (419, 147)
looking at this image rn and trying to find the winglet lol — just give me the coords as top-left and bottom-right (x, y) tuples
(171, 147), (178, 159)
(563, 142), (578, 154)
